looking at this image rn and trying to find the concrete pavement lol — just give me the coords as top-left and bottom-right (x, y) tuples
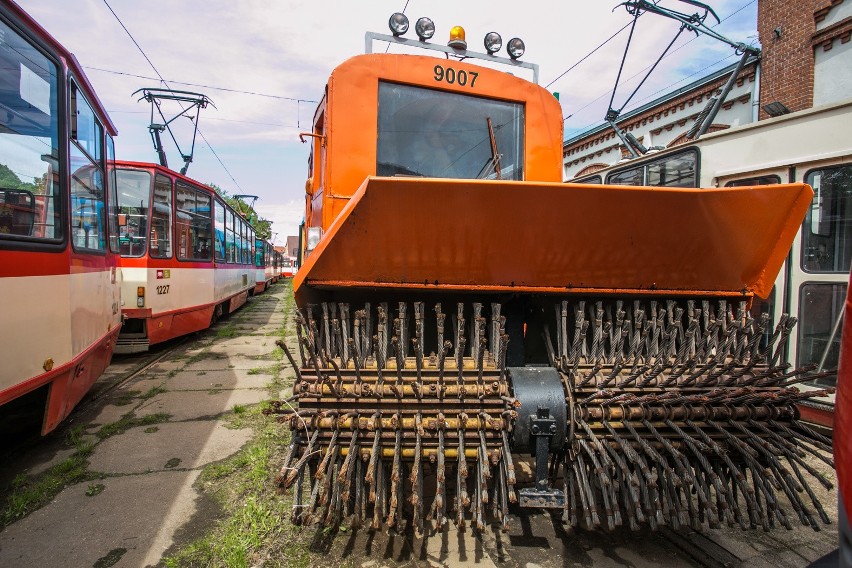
(0, 284), (287, 568)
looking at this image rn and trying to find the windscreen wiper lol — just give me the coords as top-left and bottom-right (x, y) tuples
(477, 117), (502, 180)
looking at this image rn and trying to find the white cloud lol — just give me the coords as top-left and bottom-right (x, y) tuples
(18, 0), (756, 237)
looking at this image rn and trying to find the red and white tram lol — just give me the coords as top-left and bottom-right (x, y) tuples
(113, 161), (255, 353)
(253, 238), (275, 294)
(280, 256), (296, 278)
(0, 1), (122, 433)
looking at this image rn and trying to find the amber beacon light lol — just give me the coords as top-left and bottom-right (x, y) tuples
(448, 25), (467, 49)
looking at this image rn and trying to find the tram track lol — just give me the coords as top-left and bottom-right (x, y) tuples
(83, 336), (190, 407)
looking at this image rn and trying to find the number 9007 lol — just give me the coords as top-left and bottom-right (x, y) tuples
(433, 65), (478, 88)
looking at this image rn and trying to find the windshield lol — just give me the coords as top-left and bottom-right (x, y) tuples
(0, 17), (61, 241)
(115, 169), (151, 257)
(376, 82), (524, 180)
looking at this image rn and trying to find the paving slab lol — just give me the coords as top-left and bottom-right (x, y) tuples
(24, 446), (76, 477)
(0, 470), (201, 568)
(205, 342), (278, 357)
(146, 360), (187, 373)
(86, 401), (135, 429)
(133, 368), (275, 392)
(182, 355), (270, 371)
(88, 420), (252, 474)
(135, 389), (267, 421)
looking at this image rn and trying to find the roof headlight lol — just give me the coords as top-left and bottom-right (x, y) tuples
(484, 32), (502, 54)
(415, 17), (435, 40)
(448, 25), (467, 49)
(388, 12), (409, 36)
(507, 37), (525, 59)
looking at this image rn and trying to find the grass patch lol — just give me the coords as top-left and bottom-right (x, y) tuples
(163, 284), (311, 567)
(111, 390), (141, 406)
(216, 325), (238, 338)
(140, 385), (167, 400)
(96, 412), (171, 440)
(248, 365), (278, 376)
(1, 451), (95, 526)
(162, 410), (308, 568)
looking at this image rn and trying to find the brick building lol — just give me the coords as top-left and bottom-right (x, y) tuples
(564, 0), (852, 180)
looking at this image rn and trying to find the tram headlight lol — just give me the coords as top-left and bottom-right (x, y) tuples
(507, 37), (525, 59)
(415, 17), (435, 41)
(484, 32), (502, 54)
(306, 226), (322, 255)
(137, 286), (145, 308)
(388, 12), (409, 36)
(448, 25), (467, 50)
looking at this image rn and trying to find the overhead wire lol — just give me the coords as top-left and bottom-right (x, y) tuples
(544, 19), (636, 90)
(83, 66), (317, 103)
(563, 0), (757, 125)
(101, 0), (245, 193)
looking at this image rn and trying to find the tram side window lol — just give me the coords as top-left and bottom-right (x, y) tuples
(107, 136), (120, 253)
(115, 168), (151, 257)
(802, 165), (852, 273)
(606, 150), (697, 188)
(213, 199), (225, 262)
(225, 209), (235, 263)
(238, 219), (245, 264)
(608, 166), (643, 186)
(242, 220), (249, 264)
(149, 174), (172, 258)
(798, 282), (846, 386)
(255, 238), (263, 267)
(244, 223), (251, 264)
(249, 229), (255, 262)
(725, 175), (782, 187)
(175, 181), (212, 261)
(0, 19), (61, 242)
(70, 83), (106, 252)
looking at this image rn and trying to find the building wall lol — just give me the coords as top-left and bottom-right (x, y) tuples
(563, 0), (852, 180)
(563, 66), (757, 180)
(813, 1), (852, 106)
(757, 0), (818, 116)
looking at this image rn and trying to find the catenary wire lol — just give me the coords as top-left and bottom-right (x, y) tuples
(102, 0), (245, 193)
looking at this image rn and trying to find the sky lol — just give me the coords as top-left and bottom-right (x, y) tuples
(16, 0), (758, 245)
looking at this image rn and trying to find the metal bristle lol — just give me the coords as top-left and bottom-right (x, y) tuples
(271, 298), (835, 533)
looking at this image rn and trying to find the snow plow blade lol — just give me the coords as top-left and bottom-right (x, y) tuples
(295, 177), (812, 301)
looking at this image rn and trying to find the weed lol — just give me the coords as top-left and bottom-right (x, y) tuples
(1, 452), (94, 526)
(144, 426), (159, 434)
(197, 371), (207, 376)
(86, 483), (105, 497)
(96, 412), (171, 440)
(140, 385), (167, 400)
(233, 404), (246, 414)
(111, 390), (141, 407)
(216, 325), (238, 338)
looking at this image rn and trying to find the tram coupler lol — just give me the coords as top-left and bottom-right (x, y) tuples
(519, 406), (565, 509)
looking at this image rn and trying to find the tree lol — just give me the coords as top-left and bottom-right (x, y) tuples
(206, 182), (273, 241)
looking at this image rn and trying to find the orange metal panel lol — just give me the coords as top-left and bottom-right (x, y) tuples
(294, 178), (812, 303)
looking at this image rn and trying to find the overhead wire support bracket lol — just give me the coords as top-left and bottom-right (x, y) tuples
(604, 0), (761, 154)
(134, 88), (216, 176)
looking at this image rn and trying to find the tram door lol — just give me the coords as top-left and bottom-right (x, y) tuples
(786, 162), (852, 387)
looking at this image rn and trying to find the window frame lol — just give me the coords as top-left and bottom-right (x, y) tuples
(605, 148), (700, 188)
(174, 180), (212, 262)
(800, 164), (852, 274)
(148, 173), (173, 259)
(68, 78), (107, 255)
(0, 10), (66, 251)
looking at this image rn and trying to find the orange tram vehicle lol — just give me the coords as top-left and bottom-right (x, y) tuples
(112, 162), (256, 353)
(0, 0), (121, 433)
(272, 14), (840, 534)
